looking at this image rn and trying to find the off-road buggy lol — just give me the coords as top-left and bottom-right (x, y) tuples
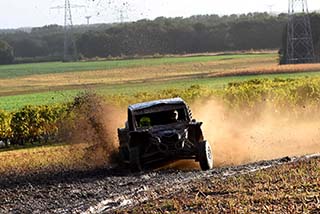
(118, 98), (213, 171)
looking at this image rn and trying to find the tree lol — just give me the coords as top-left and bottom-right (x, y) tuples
(13, 38), (48, 57)
(0, 40), (14, 64)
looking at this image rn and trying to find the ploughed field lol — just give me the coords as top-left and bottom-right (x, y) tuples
(0, 155), (319, 213)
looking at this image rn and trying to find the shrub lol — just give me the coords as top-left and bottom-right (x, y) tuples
(0, 110), (12, 142)
(10, 105), (67, 145)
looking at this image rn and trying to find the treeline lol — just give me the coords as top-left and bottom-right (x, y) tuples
(0, 13), (288, 63)
(3, 12), (320, 64)
(77, 13), (288, 58)
(0, 23), (114, 63)
(2, 13), (288, 61)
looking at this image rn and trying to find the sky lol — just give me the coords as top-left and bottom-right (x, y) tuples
(1, 0), (320, 29)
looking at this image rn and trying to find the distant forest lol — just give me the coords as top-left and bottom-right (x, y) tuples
(1, 12), (320, 63)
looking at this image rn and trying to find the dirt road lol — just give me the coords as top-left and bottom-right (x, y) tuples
(2, 154), (318, 214)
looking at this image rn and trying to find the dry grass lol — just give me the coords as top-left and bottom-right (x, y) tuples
(0, 55), (277, 95)
(118, 158), (320, 213)
(211, 63), (320, 77)
(0, 144), (89, 175)
(2, 54), (320, 96)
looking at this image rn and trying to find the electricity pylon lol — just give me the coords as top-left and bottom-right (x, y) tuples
(63, 0), (78, 62)
(51, 1), (84, 61)
(286, 0), (315, 64)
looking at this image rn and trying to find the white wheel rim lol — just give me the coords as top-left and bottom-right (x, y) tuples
(205, 142), (213, 168)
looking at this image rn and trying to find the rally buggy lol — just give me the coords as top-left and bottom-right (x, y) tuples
(117, 98), (213, 171)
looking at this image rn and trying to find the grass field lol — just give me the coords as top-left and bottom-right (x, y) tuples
(0, 143), (88, 174)
(2, 52), (320, 111)
(0, 53), (275, 95)
(0, 53), (271, 79)
(2, 70), (320, 111)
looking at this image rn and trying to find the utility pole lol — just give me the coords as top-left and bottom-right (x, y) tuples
(286, 0), (315, 64)
(85, 16), (92, 25)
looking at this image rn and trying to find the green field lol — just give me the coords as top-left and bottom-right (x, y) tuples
(2, 70), (320, 111)
(0, 53), (271, 79)
(2, 52), (320, 111)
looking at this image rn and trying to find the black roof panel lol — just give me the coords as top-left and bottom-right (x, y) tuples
(129, 97), (186, 111)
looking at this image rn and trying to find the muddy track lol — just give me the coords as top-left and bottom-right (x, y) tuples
(0, 155), (318, 214)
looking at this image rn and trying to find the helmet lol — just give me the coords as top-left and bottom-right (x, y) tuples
(140, 116), (151, 127)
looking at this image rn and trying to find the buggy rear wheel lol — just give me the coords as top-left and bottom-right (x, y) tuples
(198, 141), (213, 170)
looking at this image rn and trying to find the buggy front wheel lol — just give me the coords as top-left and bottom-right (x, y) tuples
(198, 141), (213, 171)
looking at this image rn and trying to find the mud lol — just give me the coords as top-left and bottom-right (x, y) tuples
(0, 154), (318, 213)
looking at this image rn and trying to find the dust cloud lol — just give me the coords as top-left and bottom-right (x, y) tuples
(192, 99), (320, 167)
(60, 93), (320, 170)
(58, 93), (126, 168)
